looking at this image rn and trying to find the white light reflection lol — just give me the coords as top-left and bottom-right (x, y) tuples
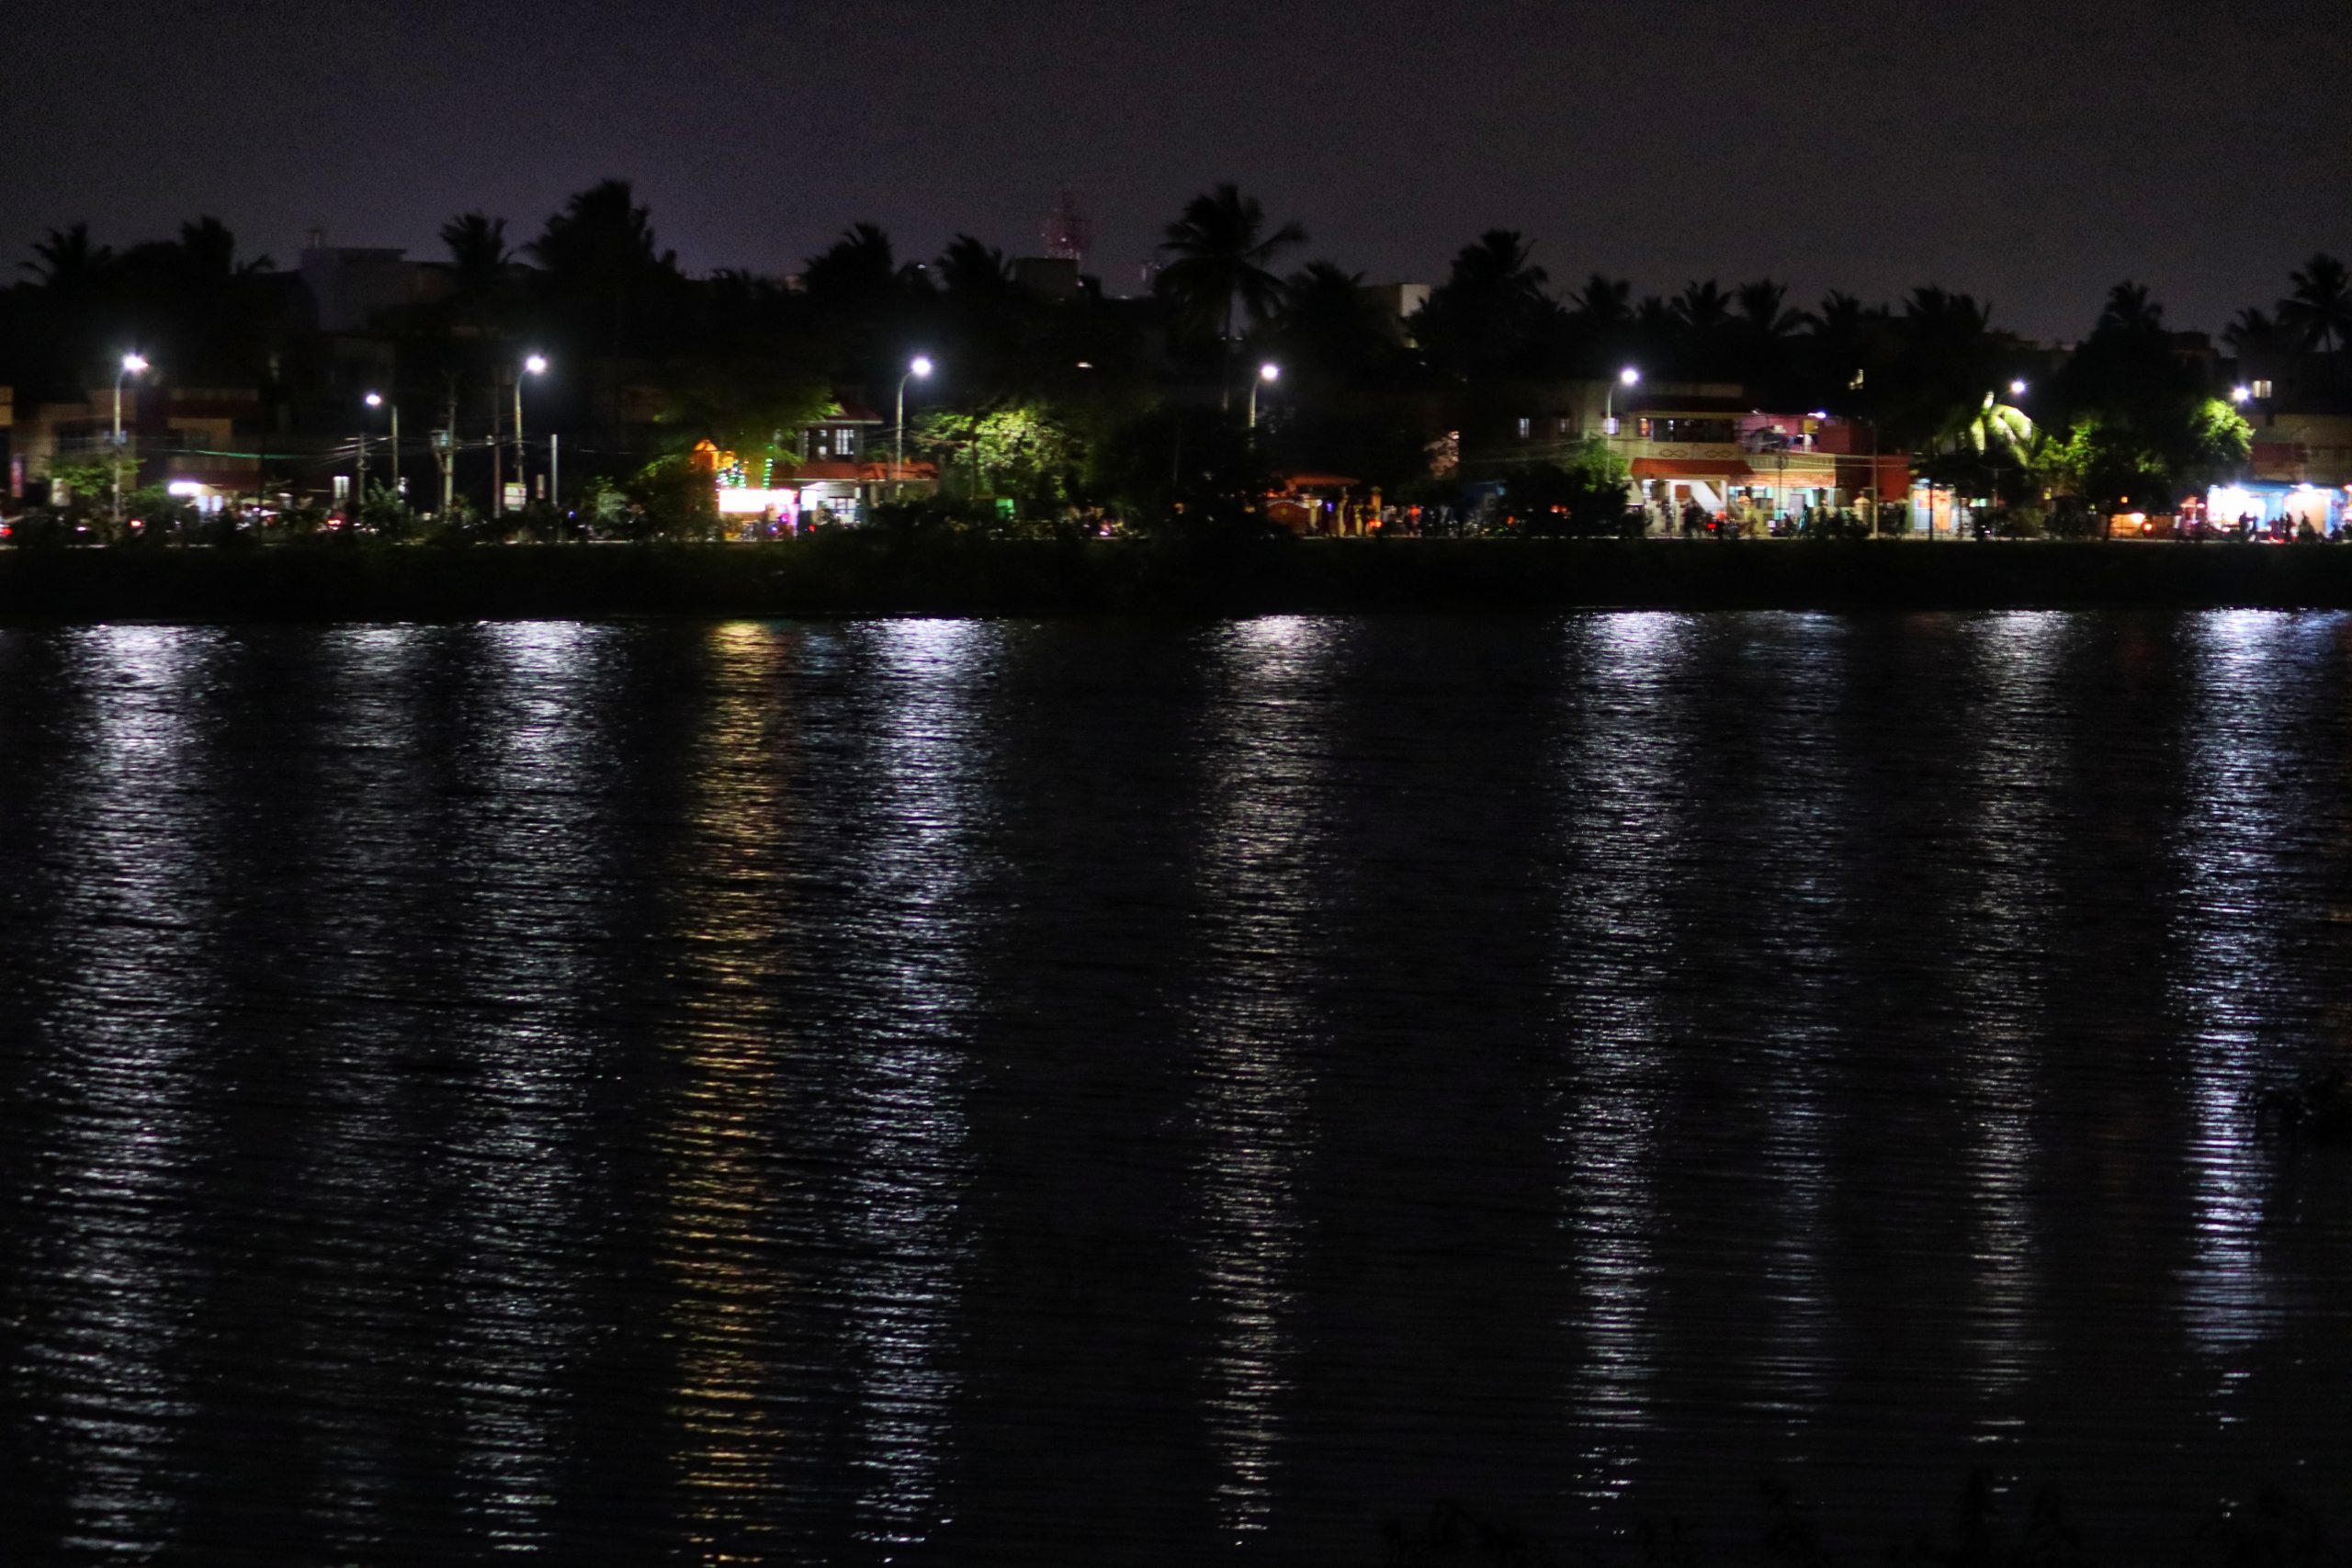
(444, 622), (608, 1552)
(1741, 616), (1849, 1438)
(2169, 611), (2301, 1400)
(1949, 612), (2064, 1428)
(1545, 613), (1683, 1502)
(842, 619), (991, 1551)
(35, 626), (221, 1556)
(1188, 615), (1330, 1540)
(298, 625), (441, 1552)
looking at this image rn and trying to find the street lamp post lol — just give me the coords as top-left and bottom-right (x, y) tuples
(1605, 365), (1639, 432)
(896, 355), (933, 499)
(112, 352), (149, 527)
(1248, 361), (1280, 431)
(365, 391), (400, 520)
(356, 395), (373, 510)
(510, 354), (547, 513)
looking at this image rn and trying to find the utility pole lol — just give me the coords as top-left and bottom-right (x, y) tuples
(438, 378), (458, 520)
(490, 368), (503, 517)
(513, 372), (527, 507)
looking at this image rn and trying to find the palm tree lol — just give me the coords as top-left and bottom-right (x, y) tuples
(1157, 184), (1306, 401)
(1272, 260), (1394, 379)
(1671, 280), (1732, 333)
(1735, 278), (1805, 341)
(1411, 231), (1554, 378)
(937, 234), (1012, 296)
(1568, 274), (1632, 329)
(1671, 279), (1734, 372)
(529, 178), (679, 350)
(2278, 253), (2351, 355)
(2096, 280), (2165, 337)
(24, 222), (114, 291)
(1956, 390), (2035, 461)
(2223, 305), (2280, 355)
(440, 211), (511, 298)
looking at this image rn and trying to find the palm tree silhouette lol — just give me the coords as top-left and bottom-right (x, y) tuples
(440, 212), (511, 300)
(2278, 254), (2351, 356)
(2096, 280), (2165, 337)
(1157, 184), (1306, 404)
(24, 222), (115, 292)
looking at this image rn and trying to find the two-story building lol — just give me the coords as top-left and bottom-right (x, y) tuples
(1605, 387), (1908, 527)
(13, 383), (266, 505)
(706, 394), (937, 527)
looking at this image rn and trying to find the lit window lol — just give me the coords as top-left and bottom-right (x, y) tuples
(838, 429), (855, 455)
(2253, 379), (2274, 399)
(1516, 417), (1532, 439)
(1555, 416), (1570, 436)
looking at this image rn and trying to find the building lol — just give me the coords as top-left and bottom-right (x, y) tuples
(296, 235), (452, 333)
(1358, 283), (1432, 344)
(706, 394), (936, 527)
(12, 383), (266, 502)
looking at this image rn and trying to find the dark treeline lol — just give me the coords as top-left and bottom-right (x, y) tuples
(4, 179), (2348, 537)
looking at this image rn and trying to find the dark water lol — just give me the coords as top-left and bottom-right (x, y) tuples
(2, 614), (2349, 1566)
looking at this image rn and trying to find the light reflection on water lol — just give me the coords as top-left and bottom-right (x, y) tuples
(1186, 616), (1330, 1539)
(0, 612), (2349, 1565)
(837, 619), (991, 1552)
(2168, 611), (2306, 1394)
(1950, 612), (2066, 1426)
(29, 627), (220, 1558)
(1546, 613), (1685, 1502)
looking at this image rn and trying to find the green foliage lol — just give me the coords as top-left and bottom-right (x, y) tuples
(43, 454), (127, 517)
(918, 403), (1084, 507)
(1498, 439), (1634, 538)
(625, 452), (719, 539)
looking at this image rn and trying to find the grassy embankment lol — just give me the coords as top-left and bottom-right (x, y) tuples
(5, 536), (2352, 620)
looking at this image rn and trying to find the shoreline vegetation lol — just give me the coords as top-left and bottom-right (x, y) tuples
(6, 536), (2352, 622)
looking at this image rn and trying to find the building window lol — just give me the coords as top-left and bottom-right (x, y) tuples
(2253, 379), (2274, 399)
(1516, 416), (1532, 440)
(837, 428), (855, 456)
(1555, 416), (1570, 436)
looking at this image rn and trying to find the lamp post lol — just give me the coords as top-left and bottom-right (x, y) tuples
(507, 353), (547, 514)
(1248, 361), (1280, 431)
(1604, 366), (1640, 438)
(364, 390), (401, 517)
(2232, 384), (2252, 405)
(356, 393), (376, 512)
(112, 352), (149, 527)
(896, 355), (933, 498)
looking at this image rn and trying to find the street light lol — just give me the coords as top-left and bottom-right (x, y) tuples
(2008, 378), (2029, 398)
(506, 354), (548, 514)
(112, 353), (150, 527)
(364, 390), (400, 516)
(1248, 361), (1280, 431)
(2232, 384), (2252, 404)
(896, 355), (933, 496)
(1605, 366), (1639, 432)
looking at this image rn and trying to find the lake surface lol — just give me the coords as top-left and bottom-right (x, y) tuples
(1, 613), (2348, 1565)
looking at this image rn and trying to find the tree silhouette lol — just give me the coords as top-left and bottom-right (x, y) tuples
(2278, 253), (2351, 356)
(528, 178), (678, 351)
(1157, 183), (1306, 404)
(24, 222), (115, 292)
(1414, 230), (1553, 378)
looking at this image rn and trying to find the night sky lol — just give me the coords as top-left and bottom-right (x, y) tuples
(8, 0), (2347, 340)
